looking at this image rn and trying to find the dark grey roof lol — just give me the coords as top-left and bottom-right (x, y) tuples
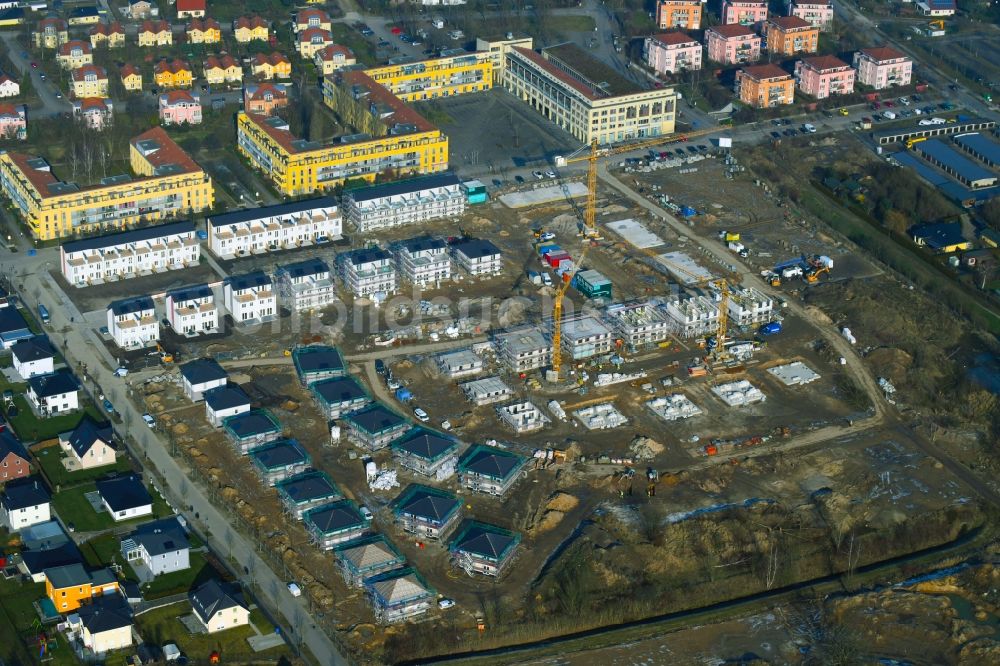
(95, 475), (152, 513)
(304, 500), (367, 534)
(180, 358), (228, 385)
(916, 139), (997, 183)
(69, 6), (100, 18)
(126, 516), (189, 557)
(344, 404), (407, 435)
(204, 384), (251, 411)
(21, 542), (82, 574)
(0, 306), (29, 336)
(226, 271), (272, 292)
(208, 196), (337, 228)
(400, 235), (446, 254)
(11, 336), (54, 364)
(450, 237), (501, 259)
(223, 409), (280, 439)
(311, 376), (366, 405)
(77, 596), (132, 634)
(61, 221), (195, 255)
(44, 563), (116, 589)
(293, 346), (344, 377)
(451, 522), (519, 560)
(394, 485), (460, 523)
(28, 371), (79, 399)
(345, 172), (461, 203)
(2, 478), (49, 511)
(251, 440), (308, 470)
(167, 283), (213, 302)
(458, 445), (524, 481)
(391, 428), (456, 461)
(190, 579), (245, 623)
(276, 258), (330, 279)
(66, 417), (113, 459)
(109, 296), (154, 317)
(911, 222), (966, 250)
(276, 471), (340, 505)
(341, 247), (391, 266)
(0, 430), (27, 463)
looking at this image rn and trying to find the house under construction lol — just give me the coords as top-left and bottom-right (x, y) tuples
(663, 294), (720, 338)
(605, 300), (672, 349)
(727, 287), (774, 326)
(494, 326), (553, 372)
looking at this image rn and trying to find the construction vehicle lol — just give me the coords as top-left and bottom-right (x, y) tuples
(156, 343), (173, 363)
(928, 19), (945, 30)
(906, 136), (928, 149)
(805, 265), (830, 283)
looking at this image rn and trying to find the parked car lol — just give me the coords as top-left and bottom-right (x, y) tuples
(387, 377), (401, 390)
(839, 108), (849, 116)
(360, 506), (374, 521)
(414, 407), (430, 422)
(539, 231), (556, 241)
(375, 359), (387, 376)
(142, 413), (156, 428)
(102, 399), (114, 413)
(287, 583), (302, 597)
(532, 170), (544, 179)
(545, 170), (556, 178)
(438, 598), (456, 610)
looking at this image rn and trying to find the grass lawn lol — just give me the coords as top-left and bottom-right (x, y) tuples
(134, 603), (292, 662)
(3, 398), (106, 444)
(142, 551), (215, 600)
(34, 446), (132, 490)
(547, 14), (597, 32)
(51, 481), (174, 533)
(0, 578), (78, 666)
(329, 23), (376, 66)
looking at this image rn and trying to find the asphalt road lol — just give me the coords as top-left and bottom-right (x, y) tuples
(0, 32), (71, 118)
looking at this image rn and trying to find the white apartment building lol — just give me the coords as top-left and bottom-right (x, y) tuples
(224, 271), (277, 324)
(395, 236), (451, 288)
(494, 326), (553, 372)
(60, 221), (199, 287)
(559, 315), (614, 360)
(663, 294), (720, 338)
(107, 296), (159, 349)
(165, 284), (219, 336)
(343, 173), (465, 233)
(450, 238), (503, 277)
(275, 258), (338, 312)
(338, 248), (397, 298)
(727, 287), (774, 326)
(605, 300), (672, 349)
(206, 197), (342, 259)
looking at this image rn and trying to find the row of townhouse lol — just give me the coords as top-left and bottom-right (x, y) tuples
(60, 221), (199, 287)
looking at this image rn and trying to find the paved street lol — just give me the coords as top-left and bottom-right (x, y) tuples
(0, 32), (71, 118)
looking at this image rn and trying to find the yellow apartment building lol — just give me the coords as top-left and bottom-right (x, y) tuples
(363, 50), (492, 102)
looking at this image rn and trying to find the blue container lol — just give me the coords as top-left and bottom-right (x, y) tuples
(759, 322), (782, 336)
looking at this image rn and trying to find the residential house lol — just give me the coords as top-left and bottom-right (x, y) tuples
(392, 484), (461, 540)
(68, 6), (100, 25)
(233, 15), (269, 43)
(224, 271), (276, 325)
(721, 0), (767, 25)
(789, 0), (834, 30)
(795, 55), (854, 99)
(343, 173), (465, 233)
(243, 82), (287, 115)
(0, 305), (31, 349)
(250, 439), (311, 485)
(57, 40), (93, 69)
(34, 17), (68, 49)
(72, 65), (109, 98)
(457, 444), (527, 497)
(120, 516), (190, 581)
(204, 384), (251, 427)
(159, 90), (202, 125)
(11, 336), (55, 378)
(138, 20), (172, 47)
(343, 404), (410, 451)
(59, 417), (115, 470)
(89, 21), (125, 48)
(95, 474), (153, 522)
(705, 24), (761, 65)
(71, 596), (133, 655)
(494, 326), (552, 372)
(203, 55), (241, 86)
(119, 64), (142, 92)
(179, 358), (228, 401)
(0, 431), (30, 483)
(292, 347), (345, 389)
(364, 568), (434, 624)
(314, 44), (356, 75)
(72, 97), (113, 130)
(303, 499), (370, 549)
(206, 197), (341, 259)
(44, 563), (119, 612)
(252, 52), (291, 80)
(644, 32), (702, 75)
(1, 478), (50, 530)
(155, 59), (193, 89)
(297, 28), (333, 58)
(394, 236), (451, 288)
(0, 74), (19, 97)
(27, 371), (79, 415)
(910, 222), (971, 253)
(276, 471), (341, 518)
(310, 376), (369, 420)
(655, 0), (703, 30)
(449, 520), (520, 577)
(853, 47), (912, 90)
(391, 428), (459, 479)
(176, 0), (206, 18)
(765, 15), (818, 55)
(127, 0), (153, 20)
(190, 580), (249, 633)
(165, 284), (219, 336)
(294, 8), (331, 33)
(605, 301), (672, 349)
(916, 0), (957, 16)
(107, 296), (158, 350)
(61, 221), (199, 286)
(275, 258), (338, 313)
(186, 17), (221, 44)
(736, 64), (795, 107)
(334, 535), (405, 587)
(449, 238), (503, 277)
(559, 315), (614, 360)
(338, 247), (397, 298)
(223, 409), (282, 454)
(0, 103), (25, 140)
(460, 376), (514, 406)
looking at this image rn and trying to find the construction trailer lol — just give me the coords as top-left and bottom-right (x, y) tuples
(571, 269), (612, 300)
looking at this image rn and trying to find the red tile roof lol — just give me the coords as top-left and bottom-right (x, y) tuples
(140, 20), (170, 33)
(155, 59), (191, 75)
(253, 52), (290, 66)
(76, 97), (109, 111)
(72, 65), (108, 82)
(204, 55), (238, 70)
(799, 55), (849, 71)
(296, 9), (330, 25)
(707, 24), (758, 38)
(740, 64), (792, 81)
(176, 0), (206, 12)
(37, 17), (67, 30)
(859, 46), (907, 62)
(649, 32), (698, 46)
(245, 82), (287, 101)
(234, 15), (268, 30)
(299, 27), (332, 44)
(188, 17), (220, 31)
(340, 70), (437, 133)
(58, 40), (91, 56)
(768, 15), (813, 30)
(317, 44), (354, 60)
(0, 103), (24, 117)
(130, 126), (201, 173)
(510, 47), (600, 101)
(120, 63), (141, 78)
(90, 21), (124, 36)
(161, 90), (199, 105)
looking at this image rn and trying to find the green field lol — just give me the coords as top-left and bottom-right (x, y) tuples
(50, 482), (174, 533)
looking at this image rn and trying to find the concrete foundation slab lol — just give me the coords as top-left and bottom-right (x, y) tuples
(767, 361), (821, 386)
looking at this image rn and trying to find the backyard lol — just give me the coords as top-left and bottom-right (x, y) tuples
(0, 578), (77, 666)
(50, 482), (173, 533)
(33, 444), (132, 490)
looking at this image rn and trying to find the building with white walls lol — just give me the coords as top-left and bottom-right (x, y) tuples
(60, 221), (199, 287)
(338, 248), (397, 298)
(206, 197), (341, 259)
(275, 258), (338, 312)
(224, 272), (276, 325)
(343, 173), (465, 233)
(450, 238), (503, 277)
(165, 284), (219, 336)
(394, 236), (451, 288)
(107, 296), (158, 349)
